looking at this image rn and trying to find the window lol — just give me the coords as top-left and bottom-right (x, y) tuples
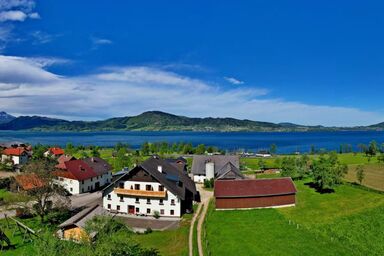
(120, 196), (124, 202)
(119, 183), (124, 189)
(136, 207), (139, 213)
(135, 198), (140, 204)
(135, 184), (140, 190)
(158, 185), (164, 191)
(117, 205), (120, 211)
(159, 199), (164, 205)
(81, 180), (84, 185)
(171, 199), (175, 205)
(146, 185), (152, 191)
(170, 210), (174, 215)
(82, 188), (84, 193)
(107, 194), (111, 200)
(91, 178), (93, 182)
(107, 204), (111, 209)
(147, 208), (151, 214)
(70, 188), (73, 192)
(160, 209), (164, 215)
(147, 199), (151, 205)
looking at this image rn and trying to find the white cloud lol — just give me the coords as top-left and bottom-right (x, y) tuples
(0, 10), (27, 22)
(0, 54), (383, 126)
(28, 12), (39, 19)
(224, 76), (244, 85)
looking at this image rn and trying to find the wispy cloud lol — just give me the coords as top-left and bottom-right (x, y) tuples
(0, 54), (383, 126)
(91, 37), (112, 50)
(30, 30), (59, 44)
(224, 76), (244, 85)
(0, 10), (27, 22)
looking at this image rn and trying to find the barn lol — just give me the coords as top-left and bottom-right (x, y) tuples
(214, 178), (297, 210)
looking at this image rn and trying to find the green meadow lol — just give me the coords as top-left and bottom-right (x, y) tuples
(204, 180), (384, 255)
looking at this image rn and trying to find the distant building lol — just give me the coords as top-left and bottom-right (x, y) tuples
(214, 177), (297, 210)
(1, 147), (29, 165)
(103, 156), (198, 217)
(54, 157), (112, 194)
(191, 155), (240, 183)
(13, 173), (44, 192)
(44, 147), (65, 158)
(55, 155), (77, 170)
(255, 150), (272, 158)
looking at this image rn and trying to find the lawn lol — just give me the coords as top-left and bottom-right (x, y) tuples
(204, 179), (384, 255)
(132, 212), (193, 256)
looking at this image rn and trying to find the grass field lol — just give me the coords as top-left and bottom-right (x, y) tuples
(345, 164), (384, 191)
(132, 212), (193, 256)
(204, 179), (384, 255)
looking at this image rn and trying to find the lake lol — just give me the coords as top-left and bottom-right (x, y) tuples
(0, 130), (383, 154)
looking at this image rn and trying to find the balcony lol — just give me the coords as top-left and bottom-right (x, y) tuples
(114, 188), (167, 198)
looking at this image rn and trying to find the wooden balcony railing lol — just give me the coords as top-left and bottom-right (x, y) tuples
(114, 188), (167, 198)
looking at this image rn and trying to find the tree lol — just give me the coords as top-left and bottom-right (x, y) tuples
(114, 148), (132, 171)
(357, 144), (367, 154)
(270, 144), (277, 155)
(90, 148), (100, 157)
(311, 152), (347, 191)
(141, 142), (150, 155)
(21, 160), (70, 222)
(182, 143), (194, 154)
(377, 154), (384, 164)
(355, 165), (365, 185)
(367, 140), (378, 156)
(310, 145), (315, 155)
(65, 143), (76, 155)
(33, 143), (49, 159)
(195, 144), (206, 155)
(258, 158), (267, 170)
(280, 157), (296, 178)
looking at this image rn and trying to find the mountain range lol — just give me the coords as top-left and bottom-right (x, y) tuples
(0, 111), (382, 132)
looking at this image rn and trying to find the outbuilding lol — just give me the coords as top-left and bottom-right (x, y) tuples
(214, 178), (297, 210)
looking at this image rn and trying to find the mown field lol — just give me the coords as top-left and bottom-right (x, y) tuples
(242, 153), (384, 191)
(204, 180), (384, 255)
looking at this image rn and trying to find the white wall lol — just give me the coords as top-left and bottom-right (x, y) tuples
(56, 172), (112, 195)
(103, 180), (181, 217)
(1, 154), (28, 165)
(193, 174), (207, 183)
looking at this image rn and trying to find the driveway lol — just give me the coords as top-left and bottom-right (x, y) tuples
(69, 191), (102, 209)
(116, 215), (180, 232)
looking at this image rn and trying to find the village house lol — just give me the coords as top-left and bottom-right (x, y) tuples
(1, 147), (29, 165)
(103, 156), (198, 218)
(54, 157), (112, 195)
(214, 177), (297, 210)
(191, 155), (241, 183)
(57, 205), (109, 241)
(13, 173), (44, 192)
(44, 147), (65, 158)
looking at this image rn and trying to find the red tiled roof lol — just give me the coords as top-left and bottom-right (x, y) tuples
(53, 170), (77, 180)
(55, 155), (76, 169)
(49, 147), (65, 155)
(15, 174), (44, 191)
(2, 147), (26, 156)
(62, 159), (98, 181)
(214, 178), (297, 198)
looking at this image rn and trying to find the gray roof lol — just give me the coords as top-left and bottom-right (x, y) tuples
(191, 155), (240, 176)
(82, 157), (112, 176)
(216, 162), (245, 180)
(59, 205), (109, 229)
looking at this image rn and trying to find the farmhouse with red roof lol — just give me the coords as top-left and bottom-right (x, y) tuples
(44, 147), (65, 158)
(54, 157), (112, 194)
(1, 147), (29, 165)
(214, 177), (297, 209)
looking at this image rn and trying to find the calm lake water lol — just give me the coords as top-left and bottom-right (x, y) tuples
(1, 130), (383, 154)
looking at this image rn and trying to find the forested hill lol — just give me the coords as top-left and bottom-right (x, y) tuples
(0, 111), (382, 132)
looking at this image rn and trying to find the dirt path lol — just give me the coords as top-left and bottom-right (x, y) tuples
(188, 201), (203, 256)
(192, 185), (213, 256)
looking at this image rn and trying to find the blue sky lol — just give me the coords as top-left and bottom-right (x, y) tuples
(1, 0), (384, 126)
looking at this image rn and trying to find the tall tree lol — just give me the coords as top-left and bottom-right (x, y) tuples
(355, 165), (365, 185)
(21, 160), (70, 222)
(270, 144), (277, 155)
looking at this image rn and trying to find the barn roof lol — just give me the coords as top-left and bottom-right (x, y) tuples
(214, 178), (297, 198)
(216, 162), (245, 180)
(58, 204), (109, 229)
(15, 173), (44, 191)
(191, 155), (239, 175)
(2, 147), (27, 156)
(48, 147), (65, 156)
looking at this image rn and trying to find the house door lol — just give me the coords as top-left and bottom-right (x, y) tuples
(95, 182), (100, 189)
(128, 205), (135, 214)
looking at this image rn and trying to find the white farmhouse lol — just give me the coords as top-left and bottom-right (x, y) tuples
(1, 147), (29, 165)
(103, 156), (199, 217)
(54, 157), (112, 195)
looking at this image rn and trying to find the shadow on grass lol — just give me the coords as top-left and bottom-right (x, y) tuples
(304, 182), (335, 194)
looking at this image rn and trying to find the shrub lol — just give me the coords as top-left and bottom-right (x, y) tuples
(153, 211), (160, 219)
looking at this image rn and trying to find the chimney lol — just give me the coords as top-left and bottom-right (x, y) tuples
(157, 165), (162, 173)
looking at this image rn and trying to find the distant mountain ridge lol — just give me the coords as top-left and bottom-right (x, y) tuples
(0, 111), (382, 132)
(0, 111), (16, 124)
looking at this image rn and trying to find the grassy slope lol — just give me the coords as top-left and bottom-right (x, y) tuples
(205, 180), (384, 256)
(132, 213), (193, 256)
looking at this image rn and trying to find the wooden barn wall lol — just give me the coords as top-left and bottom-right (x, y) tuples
(215, 194), (295, 209)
